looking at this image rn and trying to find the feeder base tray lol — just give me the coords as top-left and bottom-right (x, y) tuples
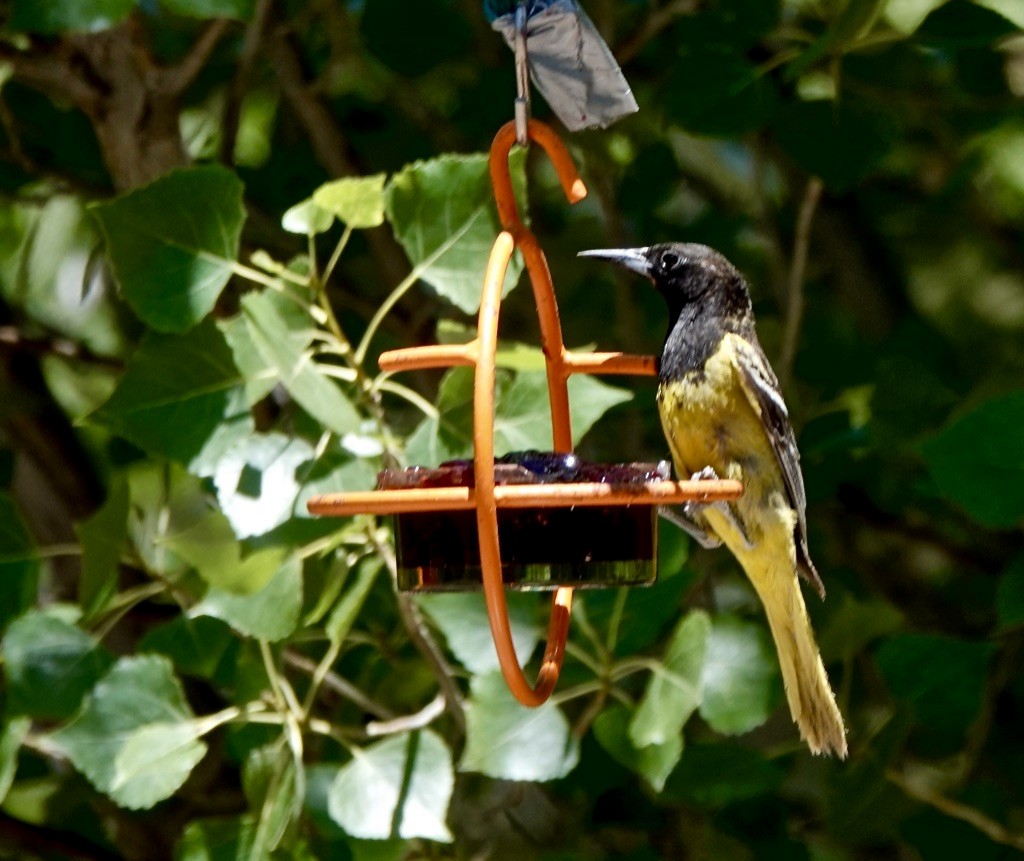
(394, 506), (655, 591)
(381, 452), (665, 593)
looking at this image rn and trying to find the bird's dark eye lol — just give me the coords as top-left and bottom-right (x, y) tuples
(660, 251), (680, 270)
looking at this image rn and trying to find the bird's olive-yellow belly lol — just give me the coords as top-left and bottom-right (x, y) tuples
(657, 351), (793, 557)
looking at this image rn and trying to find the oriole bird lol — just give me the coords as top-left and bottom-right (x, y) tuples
(580, 242), (847, 758)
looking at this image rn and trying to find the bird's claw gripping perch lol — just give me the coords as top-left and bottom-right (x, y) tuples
(687, 467), (755, 551)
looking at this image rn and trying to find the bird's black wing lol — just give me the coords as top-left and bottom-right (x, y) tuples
(729, 333), (825, 599)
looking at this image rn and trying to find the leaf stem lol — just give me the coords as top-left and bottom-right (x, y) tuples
(374, 379), (440, 419)
(90, 581), (167, 642)
(605, 588), (629, 656)
(231, 260), (307, 289)
(323, 225), (353, 284)
(354, 263), (425, 366)
(259, 639), (291, 716)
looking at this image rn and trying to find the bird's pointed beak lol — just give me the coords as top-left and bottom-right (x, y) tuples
(577, 247), (652, 279)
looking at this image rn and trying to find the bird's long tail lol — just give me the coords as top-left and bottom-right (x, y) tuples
(749, 565), (848, 758)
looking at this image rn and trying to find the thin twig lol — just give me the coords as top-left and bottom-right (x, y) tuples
(158, 18), (232, 95)
(615, 0), (700, 65)
(0, 325), (124, 370)
(283, 650), (395, 719)
(886, 768), (1024, 852)
(366, 694), (446, 737)
(778, 176), (824, 388)
(265, 18), (410, 287)
(368, 527), (467, 734)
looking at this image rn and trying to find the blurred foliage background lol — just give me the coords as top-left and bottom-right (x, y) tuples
(1, 0), (1024, 858)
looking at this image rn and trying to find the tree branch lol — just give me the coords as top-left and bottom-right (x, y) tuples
(615, 0), (701, 65)
(158, 18), (232, 95)
(0, 325), (124, 370)
(778, 176), (823, 387)
(283, 649), (395, 719)
(264, 15), (410, 287)
(368, 527), (467, 735)
(220, 0), (271, 164)
(0, 40), (98, 108)
(886, 768), (1024, 852)
(366, 693), (446, 737)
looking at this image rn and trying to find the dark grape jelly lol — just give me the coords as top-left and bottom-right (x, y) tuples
(379, 452), (670, 592)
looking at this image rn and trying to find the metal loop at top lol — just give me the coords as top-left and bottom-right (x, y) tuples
(513, 0), (530, 146)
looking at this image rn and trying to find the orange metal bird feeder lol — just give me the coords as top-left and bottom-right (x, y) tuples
(307, 119), (742, 707)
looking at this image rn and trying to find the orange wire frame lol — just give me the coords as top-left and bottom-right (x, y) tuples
(307, 119), (743, 707)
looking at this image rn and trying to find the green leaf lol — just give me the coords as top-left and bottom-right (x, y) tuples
(194, 554), (303, 641)
(660, 743), (784, 806)
(92, 166), (245, 333)
(630, 610), (710, 748)
(325, 556), (383, 645)
(973, 0), (1024, 28)
(313, 175), (387, 228)
(111, 723), (208, 807)
(219, 314), (278, 406)
(328, 731), (453, 842)
(9, 0), (134, 34)
(920, 391), (1024, 528)
(385, 152), (525, 314)
(593, 706), (682, 793)
(997, 553), (1024, 630)
(404, 367), (632, 465)
(875, 633), (995, 737)
(183, 531), (288, 596)
(281, 199), (335, 236)
(139, 616), (235, 679)
(75, 477), (129, 616)
(241, 291), (361, 436)
(917, 0), (1020, 44)
(773, 100), (896, 193)
(698, 615), (779, 735)
(416, 592), (539, 674)
(242, 743), (301, 855)
(666, 46), (778, 136)
(884, 0), (951, 33)
(90, 319), (252, 465)
(817, 593), (904, 663)
(176, 816), (258, 861)
(461, 672), (579, 782)
(211, 432), (317, 538)
(163, 508), (251, 591)
(786, 0), (886, 80)
(160, 0), (255, 20)
(49, 655), (207, 810)
(0, 493), (39, 634)
(0, 717), (30, 806)
(3, 609), (114, 720)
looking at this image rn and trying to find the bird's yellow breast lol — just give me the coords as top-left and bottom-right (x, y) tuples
(658, 336), (795, 563)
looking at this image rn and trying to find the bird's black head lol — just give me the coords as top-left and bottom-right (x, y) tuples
(578, 242), (752, 322)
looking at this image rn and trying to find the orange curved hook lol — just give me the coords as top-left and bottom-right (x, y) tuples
(490, 120), (587, 233)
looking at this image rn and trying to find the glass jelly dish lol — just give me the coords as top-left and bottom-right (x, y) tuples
(379, 451), (670, 592)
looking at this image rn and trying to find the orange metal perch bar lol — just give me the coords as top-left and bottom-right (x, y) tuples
(307, 479), (744, 517)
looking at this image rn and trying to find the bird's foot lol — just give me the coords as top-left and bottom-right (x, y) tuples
(690, 466), (720, 483)
(658, 506), (722, 549)
(686, 466), (754, 551)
